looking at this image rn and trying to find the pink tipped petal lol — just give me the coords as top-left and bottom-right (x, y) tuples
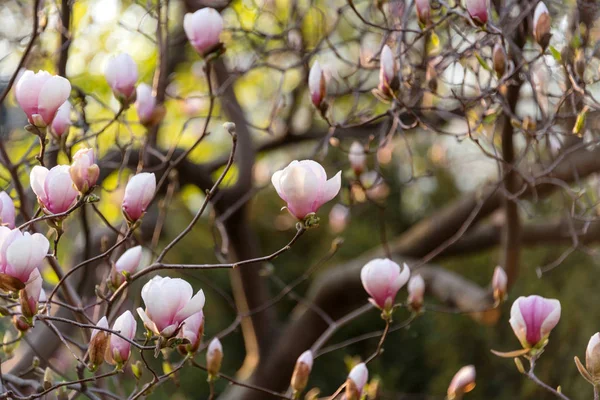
(320, 171), (342, 206)
(174, 289), (205, 322)
(30, 166), (49, 204)
(37, 76), (71, 125)
(44, 165), (78, 214)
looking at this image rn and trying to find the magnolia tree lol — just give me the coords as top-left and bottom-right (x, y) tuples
(0, 0), (600, 399)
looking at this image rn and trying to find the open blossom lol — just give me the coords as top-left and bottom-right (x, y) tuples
(361, 258), (410, 312)
(447, 365), (476, 399)
(105, 54), (138, 104)
(19, 269), (42, 319)
(122, 172), (156, 222)
(135, 84), (165, 127)
(30, 165), (78, 215)
(70, 148), (99, 194)
(533, 2), (551, 49)
(291, 350), (313, 394)
(378, 45), (397, 95)
(183, 8), (224, 56)
(271, 160), (341, 220)
(407, 275), (425, 312)
(509, 295), (561, 349)
(89, 317), (110, 370)
(0, 192), (15, 228)
(466, 0), (488, 25)
(108, 310), (136, 365)
(308, 61), (326, 108)
(50, 101), (72, 138)
(15, 70), (71, 127)
(137, 276), (205, 337)
(206, 338), (223, 376)
(178, 311), (204, 353)
(0, 227), (49, 284)
(346, 363), (368, 400)
(348, 141), (366, 175)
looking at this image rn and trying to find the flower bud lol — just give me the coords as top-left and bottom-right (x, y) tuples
(493, 42), (506, 78)
(447, 365), (476, 399)
(309, 61), (326, 109)
(415, 0), (431, 25)
(115, 246), (143, 276)
(407, 274), (425, 312)
(107, 310), (136, 366)
(290, 350), (313, 395)
(533, 2), (551, 49)
(586, 333), (600, 383)
(361, 259), (410, 314)
(574, 48), (585, 80)
(183, 8), (224, 56)
(178, 311), (204, 354)
(348, 142), (366, 175)
(105, 54), (138, 105)
(509, 295), (561, 350)
(50, 101), (72, 139)
(19, 269), (42, 319)
(15, 70), (71, 128)
(0, 192), (15, 229)
(70, 148), (100, 194)
(206, 338), (223, 377)
(466, 0), (488, 25)
(378, 45), (398, 97)
(328, 204), (350, 234)
(122, 172), (156, 223)
(89, 317), (110, 371)
(345, 363), (368, 400)
(135, 83), (166, 128)
(492, 266), (507, 304)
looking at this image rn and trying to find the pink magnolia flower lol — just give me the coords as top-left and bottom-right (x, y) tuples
(19, 269), (42, 318)
(178, 311), (204, 353)
(50, 101), (72, 138)
(361, 258), (410, 311)
(271, 160), (341, 220)
(308, 61), (326, 108)
(378, 45), (397, 96)
(183, 8), (224, 56)
(492, 266), (507, 303)
(348, 141), (366, 175)
(346, 363), (368, 400)
(533, 2), (551, 48)
(69, 148), (100, 194)
(30, 165), (78, 215)
(137, 276), (205, 337)
(509, 295), (561, 349)
(105, 54), (138, 104)
(15, 70), (71, 127)
(0, 192), (15, 228)
(291, 350), (313, 393)
(108, 310), (136, 365)
(407, 274), (425, 312)
(415, 0), (431, 25)
(0, 227), (49, 284)
(135, 83), (164, 127)
(206, 338), (223, 376)
(115, 246), (143, 275)
(447, 365), (476, 399)
(466, 0), (488, 25)
(122, 172), (156, 222)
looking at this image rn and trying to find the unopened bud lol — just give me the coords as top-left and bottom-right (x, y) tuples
(415, 0), (431, 26)
(206, 338), (223, 378)
(407, 275), (425, 312)
(587, 333), (600, 383)
(291, 350), (313, 395)
(43, 367), (54, 390)
(309, 62), (327, 109)
(533, 2), (551, 49)
(574, 48), (585, 80)
(345, 363), (368, 400)
(493, 42), (507, 78)
(348, 142), (366, 175)
(132, 360), (143, 380)
(492, 266), (508, 304)
(447, 365), (476, 400)
(88, 317), (110, 371)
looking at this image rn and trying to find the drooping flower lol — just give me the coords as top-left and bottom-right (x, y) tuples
(15, 70), (71, 127)
(509, 295), (561, 349)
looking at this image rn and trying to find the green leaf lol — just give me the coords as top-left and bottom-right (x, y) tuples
(549, 46), (562, 63)
(475, 52), (492, 72)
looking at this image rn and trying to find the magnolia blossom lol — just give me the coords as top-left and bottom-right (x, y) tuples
(206, 338), (223, 376)
(50, 101), (72, 138)
(271, 160), (341, 220)
(415, 0), (431, 25)
(378, 45), (397, 96)
(89, 317), (110, 369)
(587, 333), (600, 381)
(122, 173), (156, 222)
(308, 61), (326, 108)
(407, 275), (425, 312)
(115, 246), (143, 275)
(105, 54), (138, 104)
(533, 2), (551, 48)
(0, 192), (15, 228)
(492, 266), (507, 303)
(137, 276), (205, 337)
(30, 165), (78, 215)
(466, 0), (488, 25)
(328, 204), (350, 234)
(346, 363), (368, 400)
(15, 70), (71, 127)
(291, 350), (313, 393)
(361, 258), (410, 311)
(19, 269), (42, 319)
(108, 310), (136, 365)
(0, 227), (49, 284)
(348, 141), (366, 174)
(183, 8), (224, 56)
(509, 295), (561, 349)
(179, 311), (204, 353)
(135, 84), (164, 127)
(70, 148), (99, 193)
(447, 365), (476, 399)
